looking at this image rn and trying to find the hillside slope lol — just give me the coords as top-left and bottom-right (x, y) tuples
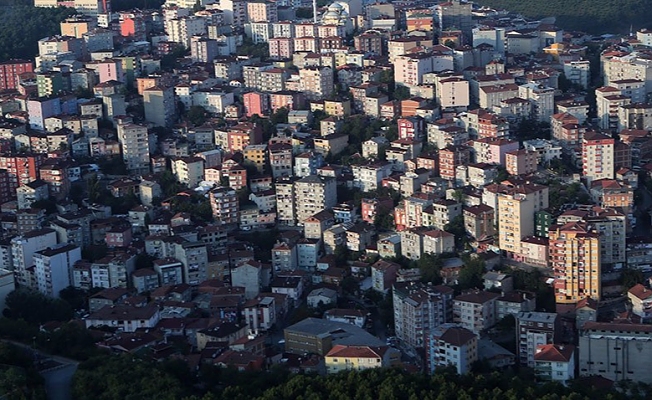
(475, 0), (650, 34)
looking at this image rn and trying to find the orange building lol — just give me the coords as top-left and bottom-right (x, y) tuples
(549, 222), (601, 308)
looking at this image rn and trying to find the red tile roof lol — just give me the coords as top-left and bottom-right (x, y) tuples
(534, 344), (574, 362)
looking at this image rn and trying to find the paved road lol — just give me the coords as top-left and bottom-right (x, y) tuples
(1, 339), (78, 400)
(41, 363), (78, 400)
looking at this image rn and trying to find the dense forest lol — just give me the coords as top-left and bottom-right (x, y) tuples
(0, 4), (76, 61)
(70, 357), (652, 400)
(0, 0), (169, 63)
(475, 0), (651, 34)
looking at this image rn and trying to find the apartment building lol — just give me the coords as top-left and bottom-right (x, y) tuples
(439, 145), (470, 181)
(596, 86), (631, 132)
(299, 66), (334, 101)
(167, 16), (207, 48)
(117, 123), (150, 175)
(394, 51), (454, 88)
(472, 137), (519, 165)
(247, 1), (278, 23)
(34, 244), (81, 297)
(209, 187), (239, 226)
(393, 281), (454, 348)
(549, 221), (601, 307)
(516, 311), (560, 367)
(294, 175), (337, 225)
(463, 204), (495, 239)
(143, 86), (175, 128)
(518, 83), (555, 122)
(505, 149), (538, 176)
(453, 290), (500, 334)
(582, 131), (615, 184)
(579, 322), (652, 384)
(628, 284), (652, 323)
(427, 324), (477, 374)
(172, 156), (205, 188)
(497, 183), (549, 257)
(11, 228), (58, 287)
(354, 31), (384, 55)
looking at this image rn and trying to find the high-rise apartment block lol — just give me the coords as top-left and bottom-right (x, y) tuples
(393, 281), (454, 348)
(117, 123), (151, 175)
(294, 175), (337, 226)
(549, 222), (601, 307)
(582, 132), (615, 184)
(209, 186), (239, 226)
(0, 60), (32, 90)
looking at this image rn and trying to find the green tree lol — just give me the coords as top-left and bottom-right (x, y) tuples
(59, 286), (88, 311)
(187, 105), (207, 126)
(341, 276), (359, 295)
(622, 268), (644, 290)
(457, 256), (486, 290)
(444, 215), (469, 250)
(295, 7), (313, 19)
(270, 107), (290, 125)
(3, 289), (72, 325)
(417, 254), (444, 284)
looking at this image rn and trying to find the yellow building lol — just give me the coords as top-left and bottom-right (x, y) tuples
(324, 99), (352, 117)
(497, 183), (549, 257)
(243, 144), (268, 173)
(549, 222), (601, 306)
(325, 344), (400, 374)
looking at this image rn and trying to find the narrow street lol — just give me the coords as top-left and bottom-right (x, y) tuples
(1, 339), (78, 400)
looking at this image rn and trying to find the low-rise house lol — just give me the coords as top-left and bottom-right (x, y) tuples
(242, 295), (277, 331)
(574, 297), (598, 330)
(84, 304), (160, 332)
(214, 349), (265, 371)
(196, 322), (248, 350)
(628, 284), (652, 323)
(323, 308), (367, 328)
(271, 276), (304, 302)
(482, 272), (513, 293)
(307, 287), (338, 308)
(88, 287), (130, 312)
(325, 345), (400, 374)
(534, 344), (575, 385)
(371, 260), (400, 293)
(496, 291), (536, 320)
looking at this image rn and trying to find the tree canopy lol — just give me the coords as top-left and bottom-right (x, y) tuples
(3, 289), (73, 325)
(0, 4), (76, 62)
(475, 0), (649, 34)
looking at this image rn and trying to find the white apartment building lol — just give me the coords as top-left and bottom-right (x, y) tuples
(243, 295), (276, 331)
(453, 291), (500, 334)
(294, 175), (337, 226)
(428, 324), (478, 374)
(563, 60), (590, 89)
(299, 66), (334, 101)
(518, 83), (555, 122)
(394, 52), (454, 88)
(172, 156), (205, 188)
(117, 123), (150, 175)
(11, 228), (58, 287)
(34, 244), (81, 297)
(167, 16), (207, 48)
(534, 344), (575, 385)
